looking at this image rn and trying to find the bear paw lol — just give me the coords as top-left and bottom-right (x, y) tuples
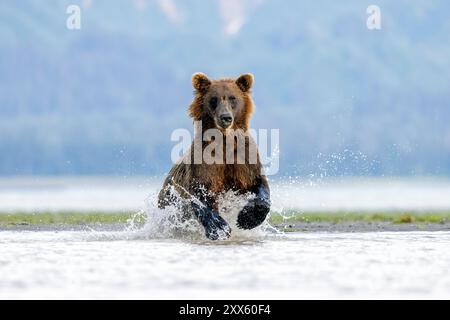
(203, 211), (231, 240)
(237, 198), (270, 230)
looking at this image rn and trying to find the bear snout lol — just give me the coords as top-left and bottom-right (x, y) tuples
(218, 114), (233, 128)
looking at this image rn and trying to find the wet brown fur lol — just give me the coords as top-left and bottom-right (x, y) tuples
(158, 73), (268, 211)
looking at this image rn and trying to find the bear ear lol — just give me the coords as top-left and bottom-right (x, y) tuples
(192, 72), (211, 93)
(235, 73), (254, 92)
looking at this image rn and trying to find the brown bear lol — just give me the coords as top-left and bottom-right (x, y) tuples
(158, 72), (270, 240)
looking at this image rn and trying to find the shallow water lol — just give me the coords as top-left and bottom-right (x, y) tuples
(2, 177), (450, 299)
(1, 229), (450, 299)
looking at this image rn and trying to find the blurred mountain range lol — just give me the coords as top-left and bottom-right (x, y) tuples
(0, 0), (449, 176)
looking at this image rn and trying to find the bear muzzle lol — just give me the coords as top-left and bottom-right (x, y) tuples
(217, 114), (233, 129)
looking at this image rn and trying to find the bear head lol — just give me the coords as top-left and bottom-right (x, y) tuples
(188, 73), (254, 132)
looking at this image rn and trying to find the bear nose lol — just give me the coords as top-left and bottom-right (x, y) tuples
(220, 114), (233, 124)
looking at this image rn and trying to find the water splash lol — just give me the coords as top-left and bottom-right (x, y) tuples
(268, 149), (380, 222)
(121, 189), (279, 243)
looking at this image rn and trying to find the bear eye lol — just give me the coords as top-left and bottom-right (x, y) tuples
(209, 97), (218, 109)
(229, 96), (236, 101)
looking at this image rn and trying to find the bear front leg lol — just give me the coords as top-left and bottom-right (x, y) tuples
(237, 183), (271, 230)
(191, 201), (231, 240)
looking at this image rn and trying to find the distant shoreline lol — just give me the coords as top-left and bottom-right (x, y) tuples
(1, 211), (449, 233)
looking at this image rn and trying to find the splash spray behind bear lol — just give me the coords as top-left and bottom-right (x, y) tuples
(158, 73), (271, 240)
